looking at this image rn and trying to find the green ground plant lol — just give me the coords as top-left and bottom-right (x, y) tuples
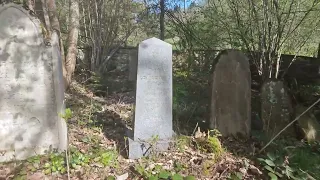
(134, 161), (196, 180)
(258, 139), (320, 180)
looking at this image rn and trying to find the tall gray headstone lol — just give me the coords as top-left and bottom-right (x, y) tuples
(128, 38), (173, 159)
(209, 50), (251, 137)
(0, 4), (67, 162)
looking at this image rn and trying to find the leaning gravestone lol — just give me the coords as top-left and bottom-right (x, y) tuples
(128, 38), (173, 159)
(209, 50), (251, 137)
(0, 3), (67, 162)
(294, 105), (320, 142)
(261, 80), (294, 138)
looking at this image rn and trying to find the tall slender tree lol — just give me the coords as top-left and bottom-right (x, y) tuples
(46, 0), (68, 88)
(160, 0), (165, 40)
(65, 0), (79, 88)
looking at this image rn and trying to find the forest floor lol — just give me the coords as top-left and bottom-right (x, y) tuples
(0, 69), (320, 180)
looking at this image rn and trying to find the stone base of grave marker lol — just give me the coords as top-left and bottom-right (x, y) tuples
(126, 128), (176, 159)
(128, 138), (171, 159)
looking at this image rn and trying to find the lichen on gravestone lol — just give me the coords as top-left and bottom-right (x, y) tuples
(209, 49), (251, 137)
(0, 3), (67, 162)
(267, 82), (278, 104)
(261, 80), (294, 139)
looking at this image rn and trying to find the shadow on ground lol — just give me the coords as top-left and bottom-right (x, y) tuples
(65, 68), (213, 158)
(65, 69), (136, 158)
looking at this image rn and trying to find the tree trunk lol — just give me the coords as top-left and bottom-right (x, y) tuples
(159, 0), (165, 40)
(27, 0), (35, 12)
(41, 0), (51, 36)
(65, 0), (79, 87)
(317, 43), (320, 58)
(46, 0), (68, 89)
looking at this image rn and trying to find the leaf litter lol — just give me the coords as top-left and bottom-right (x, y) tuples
(0, 70), (266, 180)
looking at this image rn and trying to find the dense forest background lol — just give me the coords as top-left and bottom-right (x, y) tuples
(53, 0), (320, 84)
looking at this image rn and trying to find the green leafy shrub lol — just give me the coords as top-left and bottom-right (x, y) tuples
(44, 153), (66, 174)
(257, 151), (316, 180)
(134, 160), (196, 180)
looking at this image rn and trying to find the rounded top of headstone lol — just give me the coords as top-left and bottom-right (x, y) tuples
(0, 3), (34, 17)
(140, 37), (172, 49)
(212, 49), (250, 73)
(220, 49), (248, 57)
(0, 3), (43, 46)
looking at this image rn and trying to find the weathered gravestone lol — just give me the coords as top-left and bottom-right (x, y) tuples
(209, 50), (251, 137)
(128, 38), (173, 159)
(0, 4), (67, 162)
(128, 47), (138, 81)
(261, 80), (294, 138)
(294, 105), (320, 143)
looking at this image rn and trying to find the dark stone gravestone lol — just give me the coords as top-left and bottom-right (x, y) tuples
(0, 4), (67, 162)
(128, 38), (173, 159)
(209, 50), (251, 137)
(128, 47), (138, 81)
(261, 80), (294, 138)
